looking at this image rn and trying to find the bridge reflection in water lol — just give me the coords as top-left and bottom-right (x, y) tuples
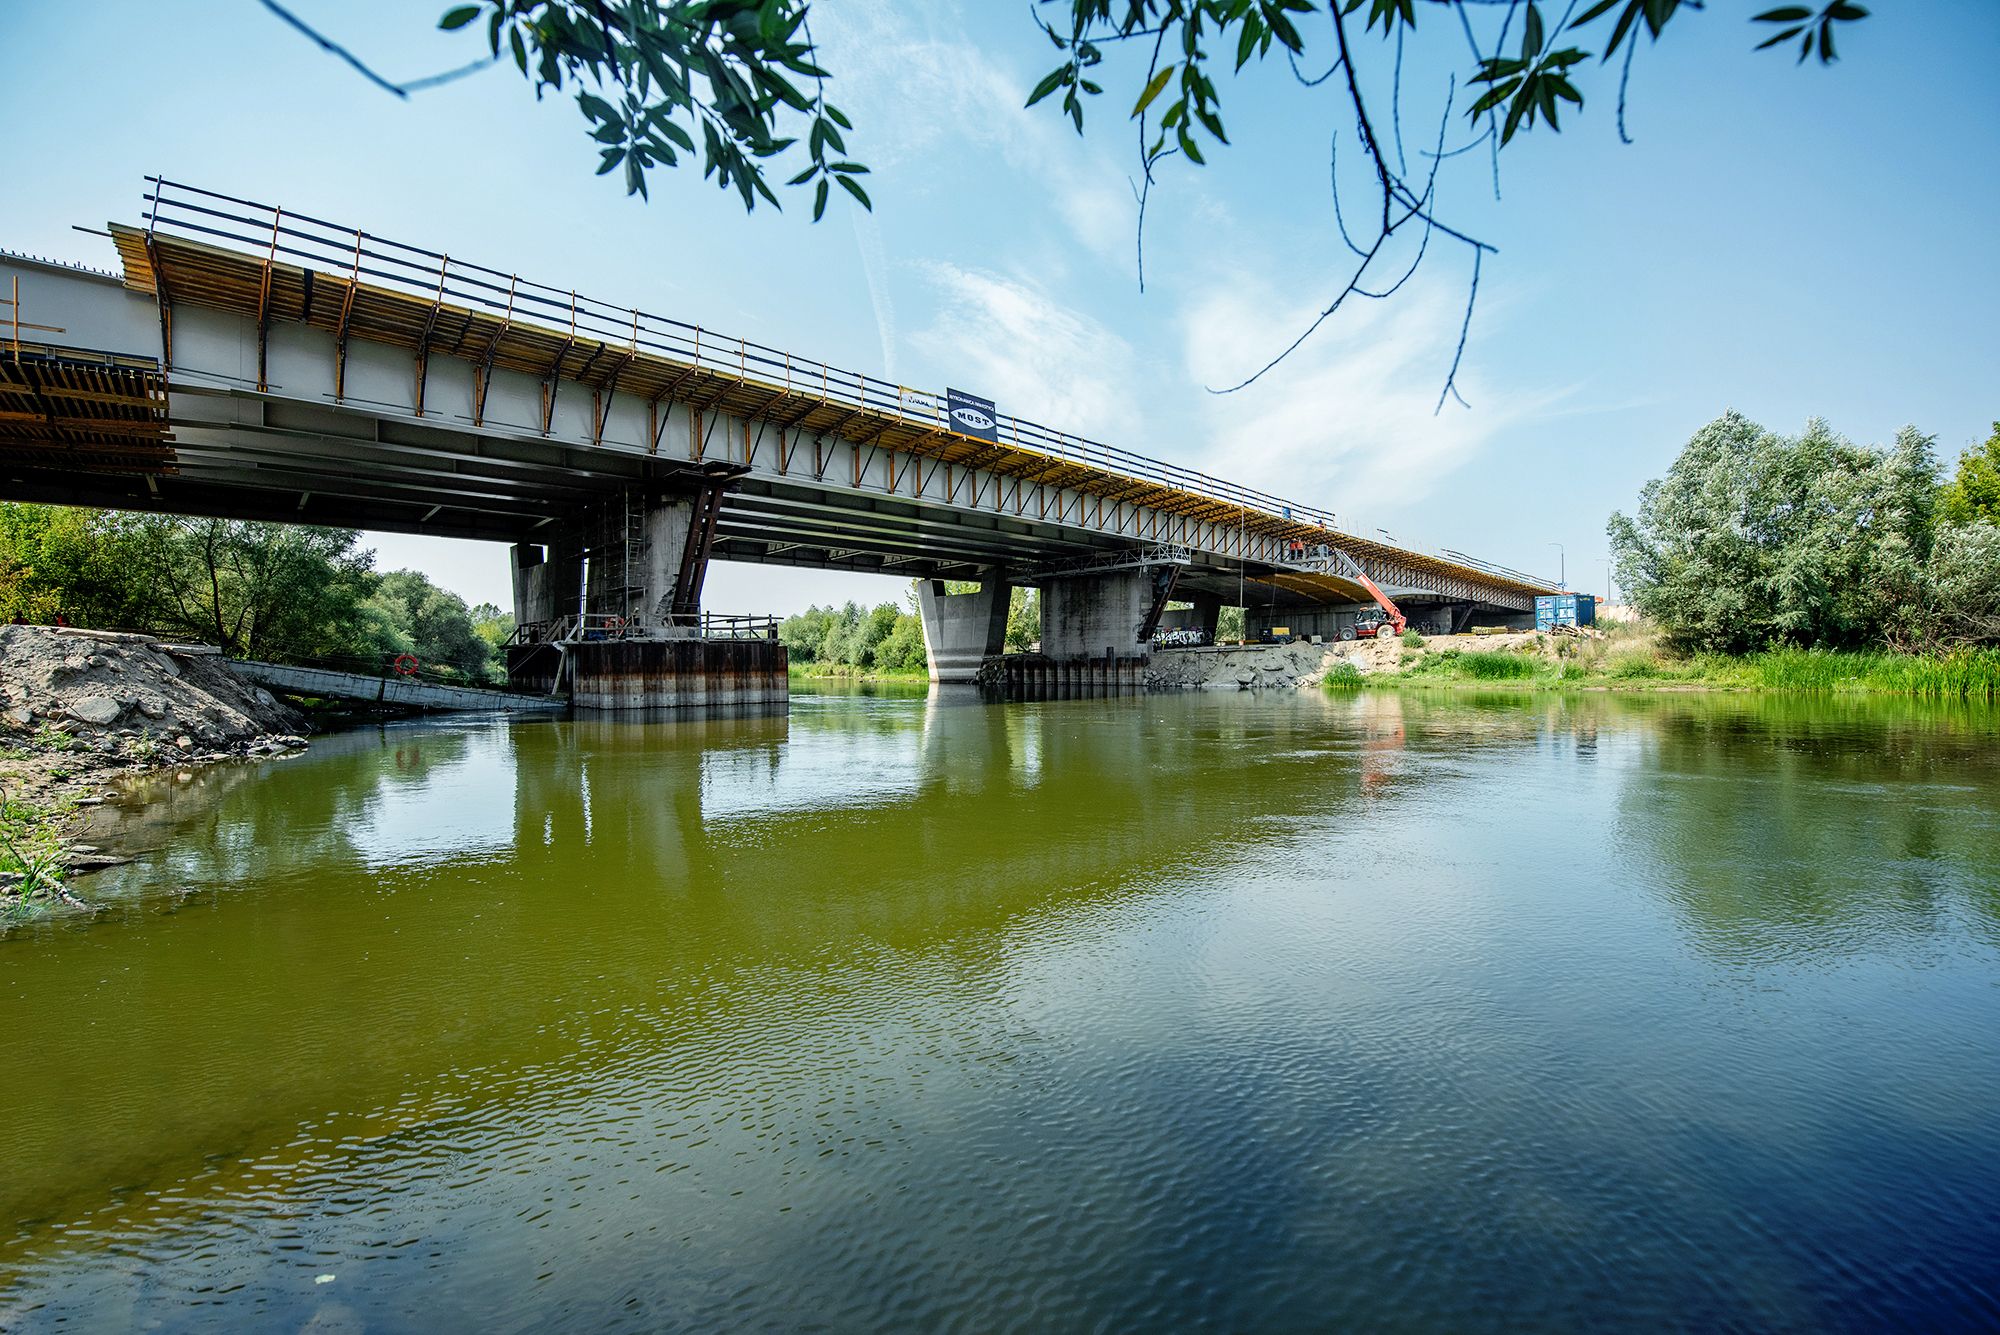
(3, 689), (1998, 1330)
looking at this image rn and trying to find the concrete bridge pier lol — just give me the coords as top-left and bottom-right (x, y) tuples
(917, 574), (1011, 684)
(1040, 569), (1157, 661)
(507, 481), (787, 710)
(511, 534), (584, 632)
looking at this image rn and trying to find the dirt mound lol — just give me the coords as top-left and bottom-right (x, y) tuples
(0, 625), (307, 815)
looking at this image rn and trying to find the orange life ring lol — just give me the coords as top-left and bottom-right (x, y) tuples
(392, 653), (420, 677)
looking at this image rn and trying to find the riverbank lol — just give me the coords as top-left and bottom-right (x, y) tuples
(0, 625), (310, 917)
(789, 661), (930, 684)
(1321, 627), (2000, 699)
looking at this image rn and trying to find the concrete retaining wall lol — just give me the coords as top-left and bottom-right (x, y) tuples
(235, 661), (567, 712)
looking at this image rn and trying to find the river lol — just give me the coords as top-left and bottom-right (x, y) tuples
(3, 687), (1998, 1331)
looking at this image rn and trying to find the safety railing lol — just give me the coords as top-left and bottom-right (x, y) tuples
(136, 179), (1556, 588)
(675, 612), (780, 639)
(507, 611), (778, 644)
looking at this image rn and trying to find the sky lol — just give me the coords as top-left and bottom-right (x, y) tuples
(3, 0), (1996, 615)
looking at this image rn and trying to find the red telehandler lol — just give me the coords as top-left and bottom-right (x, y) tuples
(1326, 547), (1407, 641)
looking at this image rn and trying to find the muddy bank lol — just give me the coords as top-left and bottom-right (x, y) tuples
(0, 625), (309, 904)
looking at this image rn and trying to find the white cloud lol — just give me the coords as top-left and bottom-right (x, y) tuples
(850, 209), (898, 378)
(1179, 271), (1563, 530)
(909, 262), (1144, 442)
(812, 3), (1133, 265)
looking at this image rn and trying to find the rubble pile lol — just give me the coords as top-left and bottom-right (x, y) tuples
(1146, 641), (1341, 691)
(0, 625), (307, 785)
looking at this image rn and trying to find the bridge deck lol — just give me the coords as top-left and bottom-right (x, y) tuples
(85, 179), (1547, 603)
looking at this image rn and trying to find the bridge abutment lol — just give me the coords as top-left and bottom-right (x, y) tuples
(917, 575), (1011, 684)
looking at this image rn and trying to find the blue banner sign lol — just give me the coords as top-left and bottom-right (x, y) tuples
(944, 387), (999, 443)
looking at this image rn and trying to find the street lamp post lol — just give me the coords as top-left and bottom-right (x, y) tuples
(1548, 541), (1565, 589)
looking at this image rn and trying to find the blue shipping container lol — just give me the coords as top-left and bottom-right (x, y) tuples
(1535, 593), (1596, 631)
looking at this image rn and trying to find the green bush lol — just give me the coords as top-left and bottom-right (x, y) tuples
(1400, 629), (1426, 648)
(1321, 661), (1365, 690)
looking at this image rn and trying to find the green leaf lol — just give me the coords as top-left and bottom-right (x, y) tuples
(1604, 1), (1642, 59)
(657, 119), (694, 153)
(1132, 63), (1176, 118)
(836, 174), (871, 210)
(1752, 6), (1813, 20)
(1026, 67), (1067, 108)
(1502, 88), (1531, 143)
(1468, 78), (1520, 116)
(439, 5), (480, 31)
(1235, 20), (1261, 69)
(813, 178), (829, 221)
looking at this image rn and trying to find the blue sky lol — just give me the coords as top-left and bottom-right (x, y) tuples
(4, 0), (1995, 613)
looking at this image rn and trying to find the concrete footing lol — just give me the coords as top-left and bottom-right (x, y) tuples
(507, 637), (788, 710)
(977, 653), (1147, 700)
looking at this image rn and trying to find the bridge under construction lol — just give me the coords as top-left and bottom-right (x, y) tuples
(1, 179), (1555, 705)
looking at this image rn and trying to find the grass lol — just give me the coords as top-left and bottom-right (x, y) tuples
(788, 661), (930, 682)
(0, 791), (71, 920)
(1322, 623), (2000, 701)
(1745, 646), (2000, 699)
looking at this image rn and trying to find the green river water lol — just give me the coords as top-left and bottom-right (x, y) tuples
(3, 686), (1998, 1331)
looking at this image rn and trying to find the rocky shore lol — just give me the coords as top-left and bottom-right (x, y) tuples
(0, 624), (309, 903)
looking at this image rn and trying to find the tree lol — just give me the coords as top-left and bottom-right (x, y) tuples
(0, 506), (151, 628)
(1906, 521), (2000, 650)
(369, 570), (498, 681)
(776, 595), (931, 672)
(0, 505), (523, 676)
(1939, 423), (2000, 527)
(1608, 412), (1941, 653)
(1006, 587), (1040, 653)
(778, 603), (834, 662)
(272, 1), (1876, 388)
(470, 602), (517, 660)
(130, 517), (379, 661)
